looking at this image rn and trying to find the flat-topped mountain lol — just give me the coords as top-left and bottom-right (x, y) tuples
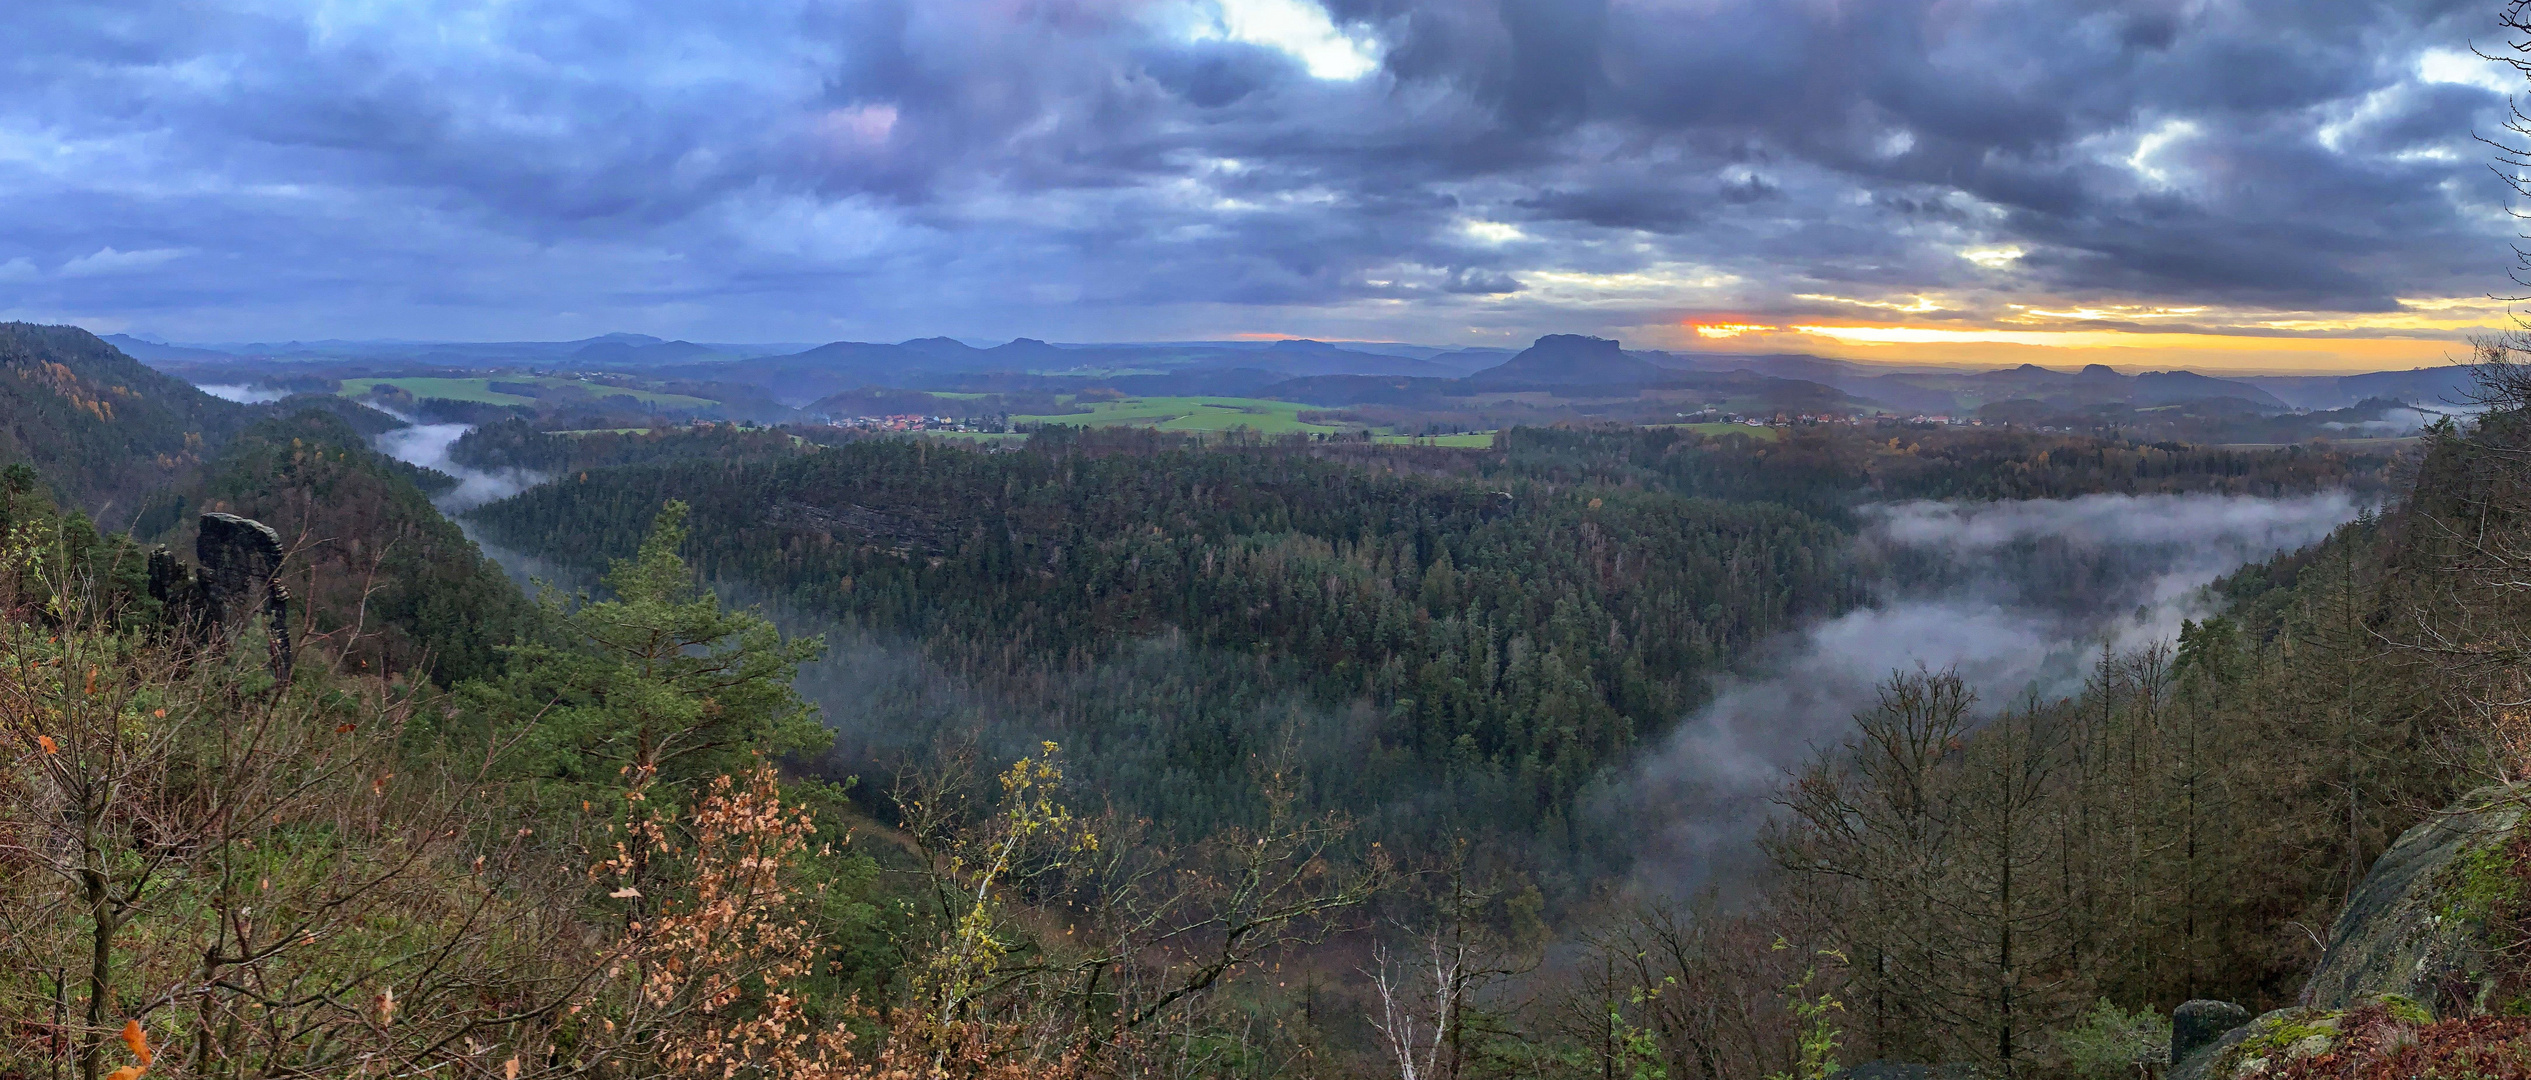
(1464, 334), (1672, 390)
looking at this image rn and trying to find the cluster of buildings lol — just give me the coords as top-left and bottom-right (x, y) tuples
(1678, 409), (2000, 429)
(818, 414), (1003, 433)
(1681, 411), (1868, 427)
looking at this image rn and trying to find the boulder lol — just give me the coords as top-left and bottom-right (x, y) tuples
(2172, 1008), (2343, 1080)
(2302, 786), (2524, 1016)
(2171, 1000), (2249, 1067)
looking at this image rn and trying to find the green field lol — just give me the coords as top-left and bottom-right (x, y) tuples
(1012, 397), (1348, 435)
(339, 377), (718, 409)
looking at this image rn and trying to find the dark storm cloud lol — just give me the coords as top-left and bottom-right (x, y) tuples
(0, 0), (2519, 340)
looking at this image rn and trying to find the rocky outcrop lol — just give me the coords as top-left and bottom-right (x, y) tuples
(2171, 786), (2526, 1080)
(150, 512), (293, 681)
(196, 513), (284, 627)
(2300, 787), (2525, 1015)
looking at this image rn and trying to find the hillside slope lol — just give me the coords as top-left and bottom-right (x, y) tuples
(0, 322), (249, 519)
(161, 408), (540, 684)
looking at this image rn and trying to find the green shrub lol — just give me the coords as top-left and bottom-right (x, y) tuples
(2059, 999), (2172, 1079)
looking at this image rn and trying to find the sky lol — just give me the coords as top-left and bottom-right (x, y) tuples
(8, 0), (2531, 370)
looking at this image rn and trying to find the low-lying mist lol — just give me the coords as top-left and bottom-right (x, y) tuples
(372, 414), (548, 512)
(197, 383), (284, 404)
(1613, 490), (2365, 895)
(369, 413), (563, 591)
(454, 477), (2371, 895)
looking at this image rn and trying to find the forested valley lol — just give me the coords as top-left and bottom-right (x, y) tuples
(3, 319), (2519, 1080)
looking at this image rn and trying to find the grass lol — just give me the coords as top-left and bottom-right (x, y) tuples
(551, 380), (719, 408)
(1011, 397), (1348, 436)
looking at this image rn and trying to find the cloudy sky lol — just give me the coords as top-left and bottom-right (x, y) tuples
(8, 0), (2531, 369)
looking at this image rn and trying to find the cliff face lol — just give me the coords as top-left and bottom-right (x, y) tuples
(2173, 786), (2530, 1080)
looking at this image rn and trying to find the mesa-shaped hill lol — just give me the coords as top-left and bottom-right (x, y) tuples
(1463, 334), (1672, 390)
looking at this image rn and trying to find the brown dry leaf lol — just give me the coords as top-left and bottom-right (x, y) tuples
(121, 1020), (151, 1066)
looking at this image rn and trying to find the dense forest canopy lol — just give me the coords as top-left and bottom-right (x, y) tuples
(0, 318), (2517, 1080)
(471, 437), (1854, 858)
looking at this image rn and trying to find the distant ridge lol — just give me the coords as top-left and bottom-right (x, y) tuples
(104, 328), (2486, 416)
(102, 334), (239, 363)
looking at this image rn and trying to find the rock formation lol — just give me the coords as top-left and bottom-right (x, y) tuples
(150, 511), (292, 681)
(2171, 786), (2525, 1079)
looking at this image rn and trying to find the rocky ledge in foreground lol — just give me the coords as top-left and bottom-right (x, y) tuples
(2175, 785), (2531, 1080)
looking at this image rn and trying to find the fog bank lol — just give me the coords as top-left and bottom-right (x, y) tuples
(372, 415), (547, 512)
(1619, 491), (2366, 895)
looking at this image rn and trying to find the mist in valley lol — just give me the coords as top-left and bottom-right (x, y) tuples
(196, 383), (284, 404)
(1611, 490), (2367, 895)
(358, 412), (575, 593)
(414, 425), (2379, 899)
(681, 488), (2377, 899)
(371, 415), (549, 511)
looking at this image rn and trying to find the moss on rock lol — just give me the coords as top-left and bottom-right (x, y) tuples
(2301, 786), (2526, 1018)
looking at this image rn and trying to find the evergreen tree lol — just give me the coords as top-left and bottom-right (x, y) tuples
(470, 499), (827, 795)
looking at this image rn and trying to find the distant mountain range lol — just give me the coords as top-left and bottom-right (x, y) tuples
(111, 329), (2486, 415)
(104, 332), (815, 365)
